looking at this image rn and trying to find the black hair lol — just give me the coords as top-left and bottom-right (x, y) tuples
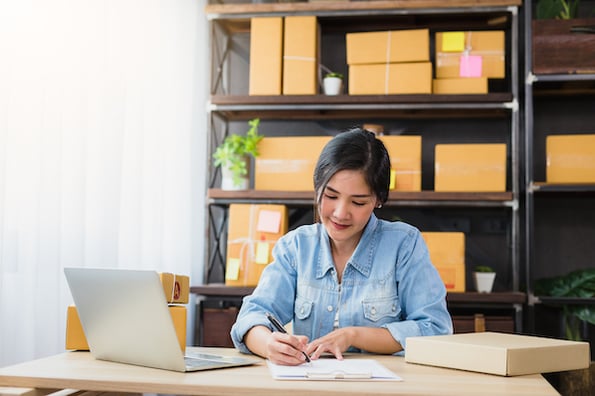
(313, 128), (391, 207)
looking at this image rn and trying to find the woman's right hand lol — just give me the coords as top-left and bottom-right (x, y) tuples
(265, 331), (310, 366)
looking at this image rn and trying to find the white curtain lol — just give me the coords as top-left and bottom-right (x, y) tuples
(0, 0), (207, 367)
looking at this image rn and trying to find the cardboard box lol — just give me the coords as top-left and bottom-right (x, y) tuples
(283, 16), (318, 95)
(349, 62), (432, 95)
(546, 134), (595, 183)
(65, 305), (187, 352)
(255, 136), (331, 191)
(249, 17), (283, 96)
(434, 143), (507, 192)
(432, 78), (488, 94)
(378, 136), (422, 191)
(435, 31), (505, 79)
(405, 332), (590, 376)
(346, 29), (429, 65)
(225, 204), (288, 287)
(65, 305), (89, 351)
(159, 272), (190, 304)
(421, 232), (465, 292)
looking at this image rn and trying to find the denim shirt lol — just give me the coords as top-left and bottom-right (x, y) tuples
(230, 214), (453, 354)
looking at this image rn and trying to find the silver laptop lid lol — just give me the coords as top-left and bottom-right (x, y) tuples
(64, 267), (187, 372)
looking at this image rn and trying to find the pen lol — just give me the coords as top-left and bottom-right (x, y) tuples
(265, 312), (311, 363)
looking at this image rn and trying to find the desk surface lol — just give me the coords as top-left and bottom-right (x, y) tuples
(0, 347), (558, 396)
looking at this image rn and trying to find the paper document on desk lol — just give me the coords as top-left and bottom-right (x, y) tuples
(267, 358), (402, 381)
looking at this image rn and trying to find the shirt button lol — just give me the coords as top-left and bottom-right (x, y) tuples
(392, 305), (396, 312)
(300, 307), (305, 314)
(327, 305), (333, 312)
(371, 307), (377, 315)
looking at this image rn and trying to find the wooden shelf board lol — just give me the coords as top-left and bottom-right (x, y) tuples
(192, 284), (526, 305)
(206, 1), (522, 17)
(207, 189), (514, 206)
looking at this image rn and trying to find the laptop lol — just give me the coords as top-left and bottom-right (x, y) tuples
(64, 267), (258, 372)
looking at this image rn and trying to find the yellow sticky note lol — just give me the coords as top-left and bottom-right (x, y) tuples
(442, 32), (465, 52)
(225, 258), (241, 280)
(390, 169), (396, 190)
(255, 242), (270, 264)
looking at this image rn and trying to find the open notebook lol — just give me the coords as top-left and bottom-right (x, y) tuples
(64, 267), (257, 372)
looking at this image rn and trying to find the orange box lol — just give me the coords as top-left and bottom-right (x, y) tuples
(225, 204), (288, 287)
(159, 273), (190, 304)
(434, 144), (507, 192)
(249, 17), (283, 95)
(349, 62), (432, 95)
(65, 305), (187, 352)
(421, 232), (466, 292)
(432, 78), (488, 94)
(546, 134), (595, 183)
(435, 31), (505, 79)
(255, 136), (332, 191)
(283, 16), (319, 95)
(378, 136), (422, 191)
(65, 305), (89, 350)
(346, 29), (429, 65)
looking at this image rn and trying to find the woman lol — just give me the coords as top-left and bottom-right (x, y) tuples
(230, 128), (452, 365)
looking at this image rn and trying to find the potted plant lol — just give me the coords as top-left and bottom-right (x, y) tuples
(534, 268), (595, 395)
(533, 0), (595, 74)
(473, 265), (496, 293)
(322, 72), (344, 96)
(213, 118), (263, 190)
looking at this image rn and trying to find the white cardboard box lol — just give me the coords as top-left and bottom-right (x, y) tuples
(405, 332), (590, 376)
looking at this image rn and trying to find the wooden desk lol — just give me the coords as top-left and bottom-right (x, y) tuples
(0, 347), (559, 396)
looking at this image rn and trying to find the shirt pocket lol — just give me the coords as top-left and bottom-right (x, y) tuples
(294, 295), (313, 320)
(362, 295), (400, 322)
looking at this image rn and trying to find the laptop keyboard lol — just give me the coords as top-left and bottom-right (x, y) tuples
(185, 356), (226, 369)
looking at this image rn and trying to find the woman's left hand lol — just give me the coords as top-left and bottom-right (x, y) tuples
(306, 327), (356, 360)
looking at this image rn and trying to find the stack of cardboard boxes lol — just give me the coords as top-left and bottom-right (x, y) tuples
(250, 16), (319, 96)
(346, 29), (432, 95)
(65, 272), (189, 352)
(225, 204), (289, 287)
(433, 31), (505, 94)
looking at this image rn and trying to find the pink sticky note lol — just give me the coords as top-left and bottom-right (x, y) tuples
(460, 55), (482, 78)
(256, 210), (281, 234)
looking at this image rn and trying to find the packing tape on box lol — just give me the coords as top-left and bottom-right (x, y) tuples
(383, 31), (392, 94)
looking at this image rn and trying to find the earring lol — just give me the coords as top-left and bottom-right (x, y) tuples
(376, 204), (382, 209)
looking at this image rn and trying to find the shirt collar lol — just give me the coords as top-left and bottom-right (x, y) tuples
(316, 214), (379, 279)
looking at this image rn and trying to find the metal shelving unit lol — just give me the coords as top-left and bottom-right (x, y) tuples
(523, 1), (595, 336)
(199, 1), (525, 344)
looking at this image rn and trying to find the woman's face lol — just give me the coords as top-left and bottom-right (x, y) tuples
(318, 169), (378, 248)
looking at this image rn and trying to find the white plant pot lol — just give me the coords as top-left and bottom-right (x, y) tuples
(221, 165), (249, 191)
(474, 272), (496, 293)
(323, 77), (343, 95)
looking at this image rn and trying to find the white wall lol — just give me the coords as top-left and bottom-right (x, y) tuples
(0, 0), (208, 367)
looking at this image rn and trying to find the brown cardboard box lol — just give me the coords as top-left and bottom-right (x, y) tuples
(255, 136), (332, 191)
(349, 62), (432, 95)
(283, 16), (318, 95)
(432, 78), (488, 94)
(434, 143), (507, 192)
(405, 332), (590, 376)
(159, 273), (190, 304)
(346, 29), (429, 65)
(378, 136), (422, 191)
(65, 305), (187, 352)
(546, 134), (595, 183)
(435, 31), (505, 79)
(65, 305), (89, 351)
(421, 232), (466, 292)
(249, 17), (283, 96)
(225, 204), (288, 287)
